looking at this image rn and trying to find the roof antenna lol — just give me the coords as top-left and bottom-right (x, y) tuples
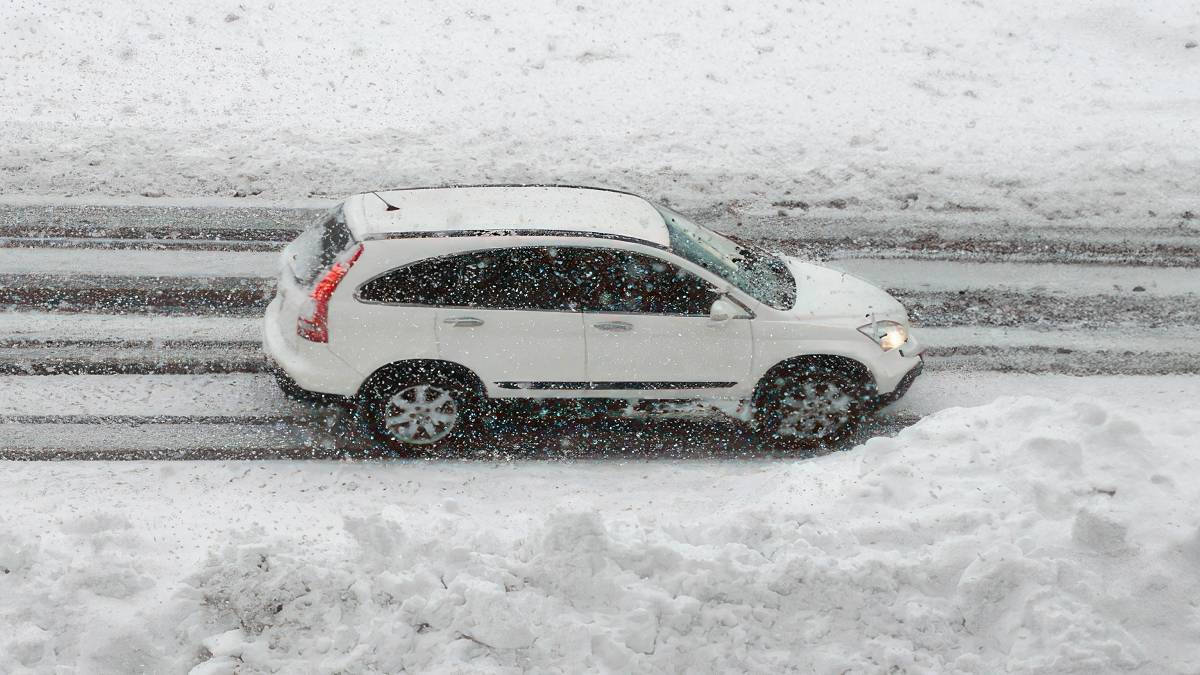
(372, 191), (400, 211)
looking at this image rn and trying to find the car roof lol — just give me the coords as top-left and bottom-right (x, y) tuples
(343, 185), (672, 248)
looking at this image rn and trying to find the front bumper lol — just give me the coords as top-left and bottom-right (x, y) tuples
(865, 330), (924, 396)
(874, 358), (923, 409)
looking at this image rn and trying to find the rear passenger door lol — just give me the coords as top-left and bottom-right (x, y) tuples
(357, 247), (587, 393)
(565, 248), (754, 392)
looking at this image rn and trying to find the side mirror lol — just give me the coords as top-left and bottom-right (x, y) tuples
(710, 296), (739, 322)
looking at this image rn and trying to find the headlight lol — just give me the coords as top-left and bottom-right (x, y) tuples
(858, 320), (908, 351)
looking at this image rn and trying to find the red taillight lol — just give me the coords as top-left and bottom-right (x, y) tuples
(297, 244), (363, 343)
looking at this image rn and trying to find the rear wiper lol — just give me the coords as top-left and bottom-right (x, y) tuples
(372, 191), (400, 211)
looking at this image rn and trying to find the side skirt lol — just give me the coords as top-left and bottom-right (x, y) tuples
(494, 381), (737, 391)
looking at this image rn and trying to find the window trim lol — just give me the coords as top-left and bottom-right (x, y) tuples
(353, 243), (758, 318)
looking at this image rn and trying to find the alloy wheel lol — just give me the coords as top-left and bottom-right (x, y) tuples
(383, 384), (460, 445)
(775, 380), (856, 439)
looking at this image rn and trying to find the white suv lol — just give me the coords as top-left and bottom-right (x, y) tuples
(264, 185), (923, 452)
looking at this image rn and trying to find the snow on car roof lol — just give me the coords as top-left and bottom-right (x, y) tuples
(345, 185), (671, 247)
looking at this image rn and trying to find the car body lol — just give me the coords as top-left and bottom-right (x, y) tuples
(264, 185), (923, 449)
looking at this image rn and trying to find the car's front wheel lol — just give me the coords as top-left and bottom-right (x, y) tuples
(753, 367), (867, 449)
(356, 367), (484, 454)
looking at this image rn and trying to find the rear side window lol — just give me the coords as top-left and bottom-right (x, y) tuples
(284, 205), (356, 286)
(357, 247), (583, 311)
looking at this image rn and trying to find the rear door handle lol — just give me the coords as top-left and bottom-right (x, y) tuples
(593, 321), (633, 332)
(444, 317), (484, 327)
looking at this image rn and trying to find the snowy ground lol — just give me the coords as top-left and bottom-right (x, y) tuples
(3, 1), (1200, 227)
(4, 0), (1200, 670)
(2, 378), (1199, 673)
(0, 218), (1197, 672)
(0, 203), (1195, 671)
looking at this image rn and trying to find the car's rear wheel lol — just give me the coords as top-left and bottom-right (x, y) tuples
(356, 366), (484, 454)
(753, 367), (866, 449)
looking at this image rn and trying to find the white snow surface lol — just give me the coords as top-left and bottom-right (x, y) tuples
(0, 249), (279, 278)
(2, 388), (1200, 672)
(828, 259), (1200, 297)
(3, 1), (1199, 226)
(0, 313), (260, 343)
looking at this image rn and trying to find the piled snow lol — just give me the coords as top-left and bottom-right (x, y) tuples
(2, 395), (1198, 672)
(3, 1), (1199, 226)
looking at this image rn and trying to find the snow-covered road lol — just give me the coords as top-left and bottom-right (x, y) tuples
(3, 371), (1197, 461)
(1, 202), (1198, 458)
(1, 202), (1199, 673)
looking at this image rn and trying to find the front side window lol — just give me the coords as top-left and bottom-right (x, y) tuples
(558, 248), (719, 315)
(357, 247), (583, 311)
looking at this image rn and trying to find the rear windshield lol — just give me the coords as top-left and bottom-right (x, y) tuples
(284, 204), (355, 286)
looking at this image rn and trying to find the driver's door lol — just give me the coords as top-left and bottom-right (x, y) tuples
(565, 248), (754, 391)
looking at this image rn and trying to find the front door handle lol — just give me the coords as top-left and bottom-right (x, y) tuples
(444, 317), (484, 328)
(593, 321), (633, 332)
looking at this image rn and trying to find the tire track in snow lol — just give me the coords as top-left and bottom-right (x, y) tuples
(895, 289), (1200, 328)
(7, 370), (1196, 458)
(0, 274), (269, 315)
(0, 410), (924, 460)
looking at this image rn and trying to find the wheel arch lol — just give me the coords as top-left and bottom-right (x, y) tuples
(753, 354), (877, 402)
(357, 359), (487, 400)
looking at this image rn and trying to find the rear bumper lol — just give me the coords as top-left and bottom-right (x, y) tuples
(266, 361), (350, 404)
(262, 297), (363, 397)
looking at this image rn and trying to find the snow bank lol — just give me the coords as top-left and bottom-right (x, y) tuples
(3, 1), (1199, 227)
(1, 395), (1197, 673)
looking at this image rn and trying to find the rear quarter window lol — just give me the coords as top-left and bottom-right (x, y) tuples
(357, 256), (464, 306)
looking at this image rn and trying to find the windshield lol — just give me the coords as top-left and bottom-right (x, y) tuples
(283, 204), (355, 286)
(656, 206), (796, 310)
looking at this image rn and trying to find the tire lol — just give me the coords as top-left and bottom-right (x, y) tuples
(355, 364), (485, 455)
(753, 365), (869, 450)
